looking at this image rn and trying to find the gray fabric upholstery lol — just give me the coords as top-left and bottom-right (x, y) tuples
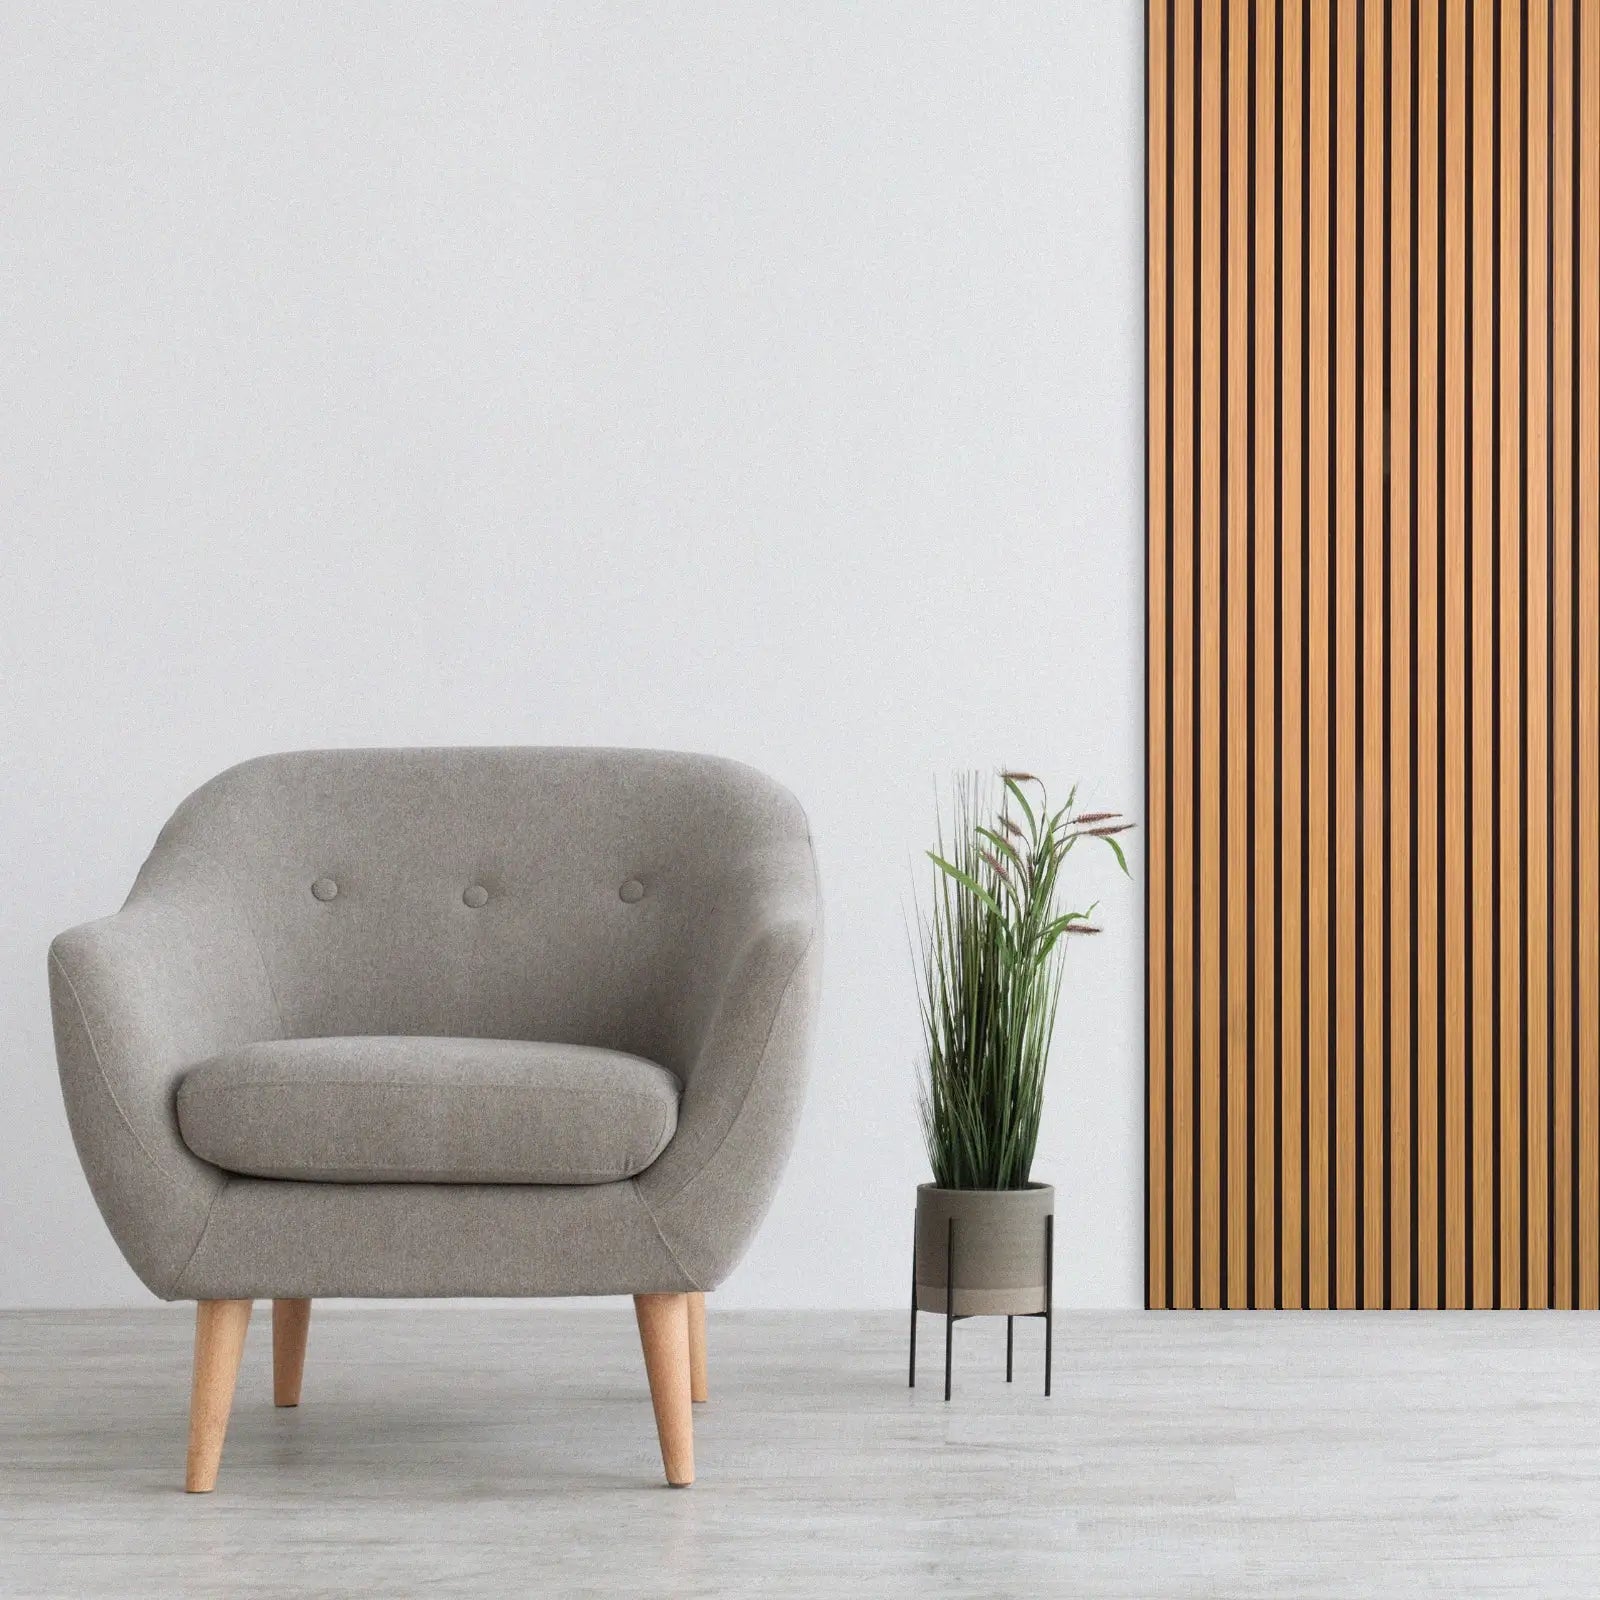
(49, 748), (821, 1300)
(176, 1037), (682, 1185)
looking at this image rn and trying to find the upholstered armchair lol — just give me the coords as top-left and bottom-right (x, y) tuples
(48, 748), (820, 1490)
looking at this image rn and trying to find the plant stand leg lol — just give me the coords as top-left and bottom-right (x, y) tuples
(1044, 1212), (1054, 1398)
(1006, 1316), (1014, 1382)
(943, 1217), (955, 1403)
(908, 1226), (918, 1388)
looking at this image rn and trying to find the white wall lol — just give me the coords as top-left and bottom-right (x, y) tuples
(0, 2), (1144, 1309)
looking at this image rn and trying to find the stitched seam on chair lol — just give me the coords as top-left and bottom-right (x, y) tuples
(49, 945), (188, 1193)
(652, 922), (817, 1213)
(208, 1164), (642, 1183)
(629, 1180), (702, 1290)
(168, 1177), (229, 1300)
(177, 842), (290, 1039)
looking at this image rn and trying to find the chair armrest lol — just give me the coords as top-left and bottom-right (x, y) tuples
(48, 848), (283, 1298)
(635, 841), (822, 1288)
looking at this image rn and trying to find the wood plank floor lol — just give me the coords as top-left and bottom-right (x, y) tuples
(2, 1308), (1598, 1598)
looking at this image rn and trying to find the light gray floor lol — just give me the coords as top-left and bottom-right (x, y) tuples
(2, 1307), (1598, 1599)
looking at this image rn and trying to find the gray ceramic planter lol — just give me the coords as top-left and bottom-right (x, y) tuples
(914, 1182), (1054, 1316)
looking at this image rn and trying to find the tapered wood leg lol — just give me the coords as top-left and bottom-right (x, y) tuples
(272, 1299), (311, 1407)
(687, 1291), (708, 1404)
(185, 1299), (252, 1493)
(633, 1293), (694, 1486)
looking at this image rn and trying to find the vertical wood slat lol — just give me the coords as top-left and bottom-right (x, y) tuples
(1497, 0), (1524, 1311)
(1226, 0), (1252, 1311)
(1470, 0), (1497, 1311)
(1388, 0), (1415, 1309)
(1524, 0), (1551, 1310)
(1169, 0), (1197, 1312)
(1362, 0), (1388, 1309)
(1305, 0), (1333, 1311)
(1577, 0), (1600, 1313)
(1332, 0), (1359, 1310)
(1147, 0), (1597, 1311)
(1252, 0), (1279, 1311)
(1551, 0), (1575, 1312)
(1198, 0), (1224, 1311)
(1414, 0), (1443, 1310)
(1442, 0), (1470, 1310)
(1446, 0), (1465, 1312)
(1279, 0), (1306, 1310)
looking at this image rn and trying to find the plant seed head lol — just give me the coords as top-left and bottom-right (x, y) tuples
(979, 849), (1013, 883)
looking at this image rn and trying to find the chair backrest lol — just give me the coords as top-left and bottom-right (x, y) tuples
(137, 748), (809, 1066)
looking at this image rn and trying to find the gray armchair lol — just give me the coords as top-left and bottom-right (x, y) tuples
(48, 748), (820, 1490)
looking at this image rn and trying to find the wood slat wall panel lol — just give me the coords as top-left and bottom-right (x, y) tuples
(1148, 0), (1600, 1308)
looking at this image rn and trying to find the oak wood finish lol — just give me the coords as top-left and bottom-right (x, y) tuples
(687, 1291), (708, 1404)
(1525, 0), (1552, 1307)
(272, 1299), (311, 1409)
(1551, 0), (1577, 1309)
(633, 1293), (694, 1486)
(185, 1299), (252, 1493)
(1579, 0), (1600, 1312)
(1252, 0), (1281, 1311)
(1148, 0), (1600, 1308)
(1388, 0), (1416, 1308)
(1280, 0), (1307, 1309)
(1360, 0), (1388, 1310)
(1414, 0), (1443, 1309)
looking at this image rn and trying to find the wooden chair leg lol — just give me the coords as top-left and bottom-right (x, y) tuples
(687, 1290), (708, 1403)
(272, 1299), (311, 1407)
(186, 1299), (252, 1493)
(633, 1293), (694, 1487)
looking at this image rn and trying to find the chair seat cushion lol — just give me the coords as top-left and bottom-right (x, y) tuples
(176, 1036), (681, 1185)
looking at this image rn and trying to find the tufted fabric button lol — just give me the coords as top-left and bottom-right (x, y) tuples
(311, 877), (339, 902)
(619, 878), (645, 904)
(462, 884), (489, 909)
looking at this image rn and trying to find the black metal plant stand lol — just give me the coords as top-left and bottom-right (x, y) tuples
(908, 1213), (1053, 1401)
